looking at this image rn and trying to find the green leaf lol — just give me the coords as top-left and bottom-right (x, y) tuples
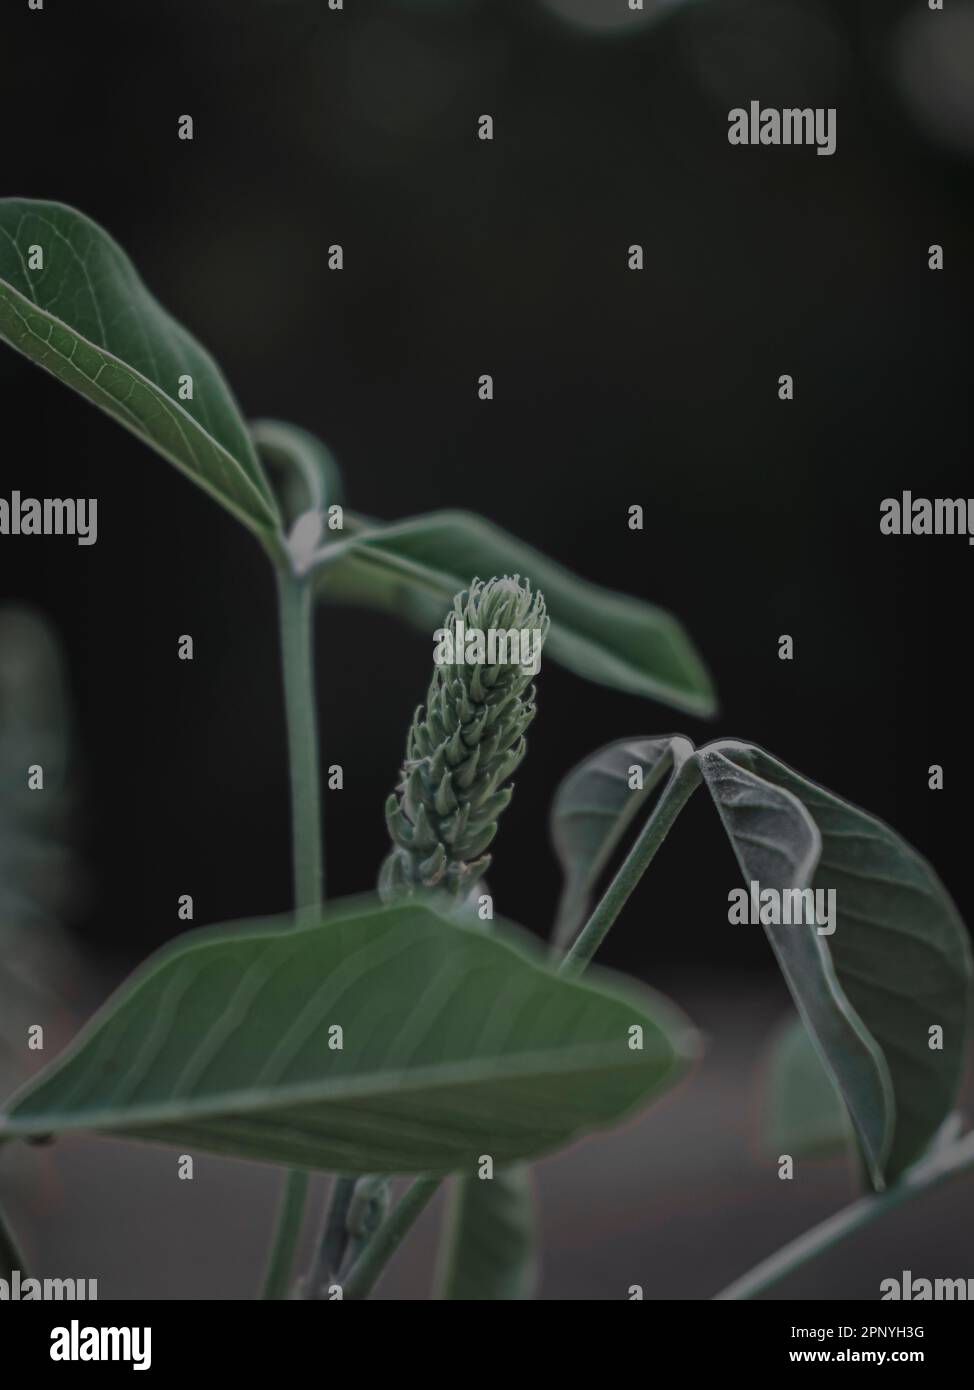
(315, 511), (716, 715)
(435, 1165), (538, 1300)
(0, 200), (278, 537)
(550, 735), (696, 948)
(251, 419), (344, 526)
(764, 1015), (852, 1160)
(701, 741), (972, 1187)
(0, 897), (698, 1175)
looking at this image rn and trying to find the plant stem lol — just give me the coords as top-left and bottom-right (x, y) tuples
(714, 1130), (974, 1300)
(260, 1170), (310, 1300)
(560, 757), (701, 977)
(306, 1175), (356, 1297)
(276, 566), (324, 921)
(342, 1179), (440, 1301)
(338, 1177), (392, 1278)
(260, 563), (323, 1299)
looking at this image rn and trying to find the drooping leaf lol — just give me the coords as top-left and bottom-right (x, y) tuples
(546, 726), (971, 1189)
(314, 511), (716, 715)
(700, 744), (891, 1187)
(550, 735), (696, 947)
(701, 740), (972, 1187)
(435, 1166), (538, 1300)
(764, 1015), (852, 1160)
(251, 419), (344, 527)
(0, 200), (278, 536)
(0, 898), (698, 1175)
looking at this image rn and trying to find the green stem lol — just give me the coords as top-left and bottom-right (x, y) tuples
(337, 1177), (392, 1279)
(714, 1130), (974, 1300)
(306, 1175), (356, 1297)
(260, 1170), (310, 1300)
(260, 563), (323, 1299)
(342, 1179), (440, 1301)
(276, 566), (324, 920)
(560, 757), (701, 977)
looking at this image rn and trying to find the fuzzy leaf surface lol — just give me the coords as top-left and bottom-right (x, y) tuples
(702, 742), (971, 1187)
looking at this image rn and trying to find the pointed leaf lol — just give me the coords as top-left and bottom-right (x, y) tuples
(0, 898), (698, 1175)
(0, 200), (278, 536)
(701, 745), (893, 1187)
(315, 512), (716, 715)
(702, 741), (972, 1186)
(550, 735), (695, 946)
(251, 419), (344, 526)
(436, 1165), (538, 1300)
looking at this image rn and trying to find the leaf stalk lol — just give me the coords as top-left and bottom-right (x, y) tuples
(259, 562), (324, 1298)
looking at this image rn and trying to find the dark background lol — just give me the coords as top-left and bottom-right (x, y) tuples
(1, 0), (972, 1300)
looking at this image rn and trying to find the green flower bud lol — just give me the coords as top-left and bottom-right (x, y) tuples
(380, 576), (548, 902)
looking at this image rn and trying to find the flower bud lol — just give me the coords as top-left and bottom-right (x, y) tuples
(380, 576), (548, 901)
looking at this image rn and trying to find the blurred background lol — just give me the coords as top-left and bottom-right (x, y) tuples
(1, 0), (972, 1299)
